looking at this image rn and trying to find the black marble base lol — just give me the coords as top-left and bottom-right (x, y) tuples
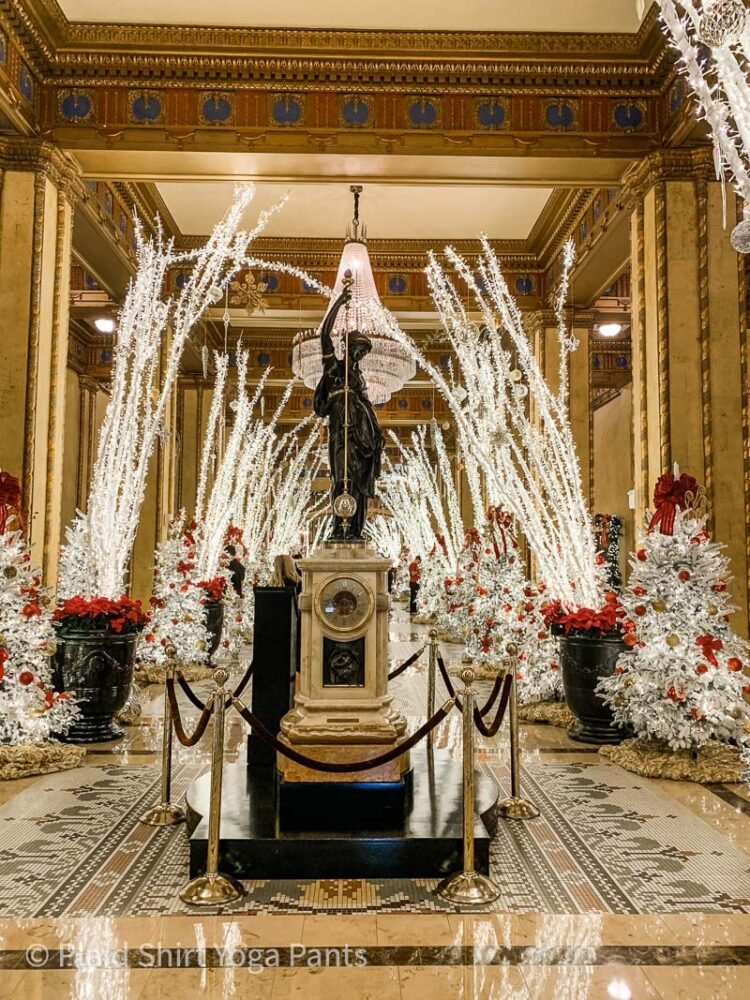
(185, 747), (500, 879)
(278, 768), (413, 831)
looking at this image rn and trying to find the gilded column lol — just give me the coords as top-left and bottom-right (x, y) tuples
(624, 149), (749, 633)
(0, 139), (81, 588)
(532, 308), (593, 506)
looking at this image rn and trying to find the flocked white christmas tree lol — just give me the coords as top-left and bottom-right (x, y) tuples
(139, 515), (211, 667)
(0, 474), (78, 744)
(599, 472), (750, 751)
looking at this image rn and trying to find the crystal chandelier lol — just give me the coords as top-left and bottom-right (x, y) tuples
(292, 186), (416, 404)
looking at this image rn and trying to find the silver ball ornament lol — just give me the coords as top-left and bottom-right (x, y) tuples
(730, 219), (750, 254)
(700, 0), (748, 48)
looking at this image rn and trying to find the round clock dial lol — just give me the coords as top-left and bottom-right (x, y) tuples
(316, 575), (373, 634)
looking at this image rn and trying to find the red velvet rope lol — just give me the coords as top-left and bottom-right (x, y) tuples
(231, 695), (456, 774)
(387, 644), (426, 681)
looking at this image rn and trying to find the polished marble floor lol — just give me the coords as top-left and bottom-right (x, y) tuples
(1, 609), (750, 997)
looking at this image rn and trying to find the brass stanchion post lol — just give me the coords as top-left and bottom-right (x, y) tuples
(427, 629), (438, 747)
(180, 668), (245, 905)
(141, 643), (186, 827)
(498, 643), (539, 821)
(436, 666), (501, 905)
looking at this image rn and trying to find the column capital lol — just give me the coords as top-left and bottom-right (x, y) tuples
(527, 308), (557, 330)
(621, 147), (716, 207)
(527, 307), (597, 330)
(0, 137), (84, 202)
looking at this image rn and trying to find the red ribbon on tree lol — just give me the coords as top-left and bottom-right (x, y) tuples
(696, 633), (723, 667)
(0, 471), (23, 535)
(434, 533), (448, 559)
(487, 506), (516, 557)
(648, 472), (699, 536)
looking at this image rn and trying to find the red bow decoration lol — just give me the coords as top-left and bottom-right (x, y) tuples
(0, 471), (23, 535)
(648, 473), (699, 536)
(599, 514), (611, 550)
(696, 633), (723, 667)
(487, 506), (517, 557)
(434, 533), (448, 559)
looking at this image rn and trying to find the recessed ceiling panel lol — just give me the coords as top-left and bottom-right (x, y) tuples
(58, 1), (642, 33)
(154, 181), (553, 241)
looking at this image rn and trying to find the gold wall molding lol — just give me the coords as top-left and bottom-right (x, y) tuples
(696, 179), (713, 533)
(655, 180), (670, 475)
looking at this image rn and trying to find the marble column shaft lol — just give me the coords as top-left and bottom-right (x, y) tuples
(627, 151), (749, 632)
(0, 141), (80, 588)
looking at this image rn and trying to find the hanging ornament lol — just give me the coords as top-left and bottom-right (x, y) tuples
(731, 204), (750, 253)
(699, 0), (748, 48)
(666, 633), (681, 647)
(509, 368), (523, 383)
(652, 599), (667, 612)
(201, 344), (210, 380)
(513, 383), (529, 399)
(207, 284), (224, 305)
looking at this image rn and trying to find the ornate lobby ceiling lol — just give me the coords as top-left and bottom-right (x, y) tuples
(155, 179), (554, 240)
(56, 0), (643, 33)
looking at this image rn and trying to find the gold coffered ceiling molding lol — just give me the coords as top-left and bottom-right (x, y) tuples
(3, 0), (666, 90)
(57, 1), (643, 34)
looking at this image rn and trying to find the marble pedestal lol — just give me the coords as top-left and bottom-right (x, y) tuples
(277, 540), (409, 786)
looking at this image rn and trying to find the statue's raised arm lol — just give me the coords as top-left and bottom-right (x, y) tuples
(319, 284), (351, 367)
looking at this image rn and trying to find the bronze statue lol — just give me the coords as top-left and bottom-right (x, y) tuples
(313, 284), (384, 539)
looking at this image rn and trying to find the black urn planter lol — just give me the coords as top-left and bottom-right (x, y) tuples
(204, 600), (225, 662)
(556, 631), (629, 745)
(52, 628), (137, 743)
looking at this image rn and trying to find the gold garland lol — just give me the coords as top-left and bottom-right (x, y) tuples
(0, 743), (84, 781)
(518, 700), (575, 729)
(437, 630), (464, 645)
(133, 662), (217, 687)
(599, 737), (746, 783)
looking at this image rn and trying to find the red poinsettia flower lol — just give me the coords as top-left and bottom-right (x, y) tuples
(197, 577), (226, 603)
(53, 595), (149, 635)
(542, 596), (625, 638)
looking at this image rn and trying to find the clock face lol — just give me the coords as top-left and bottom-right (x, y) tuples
(316, 575), (373, 634)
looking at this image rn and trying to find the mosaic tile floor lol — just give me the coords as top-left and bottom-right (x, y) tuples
(2, 611), (750, 997)
(1, 753), (748, 918)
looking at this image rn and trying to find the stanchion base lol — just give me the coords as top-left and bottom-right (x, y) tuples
(179, 872), (245, 906)
(435, 870), (502, 906)
(497, 796), (540, 820)
(140, 803), (186, 827)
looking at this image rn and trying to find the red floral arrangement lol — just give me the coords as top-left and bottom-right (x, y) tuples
(542, 591), (625, 638)
(53, 595), (149, 635)
(197, 577), (226, 603)
(224, 524), (247, 556)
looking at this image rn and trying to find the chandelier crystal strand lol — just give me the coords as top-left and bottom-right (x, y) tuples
(381, 239), (602, 610)
(291, 188), (416, 404)
(658, 0), (750, 250)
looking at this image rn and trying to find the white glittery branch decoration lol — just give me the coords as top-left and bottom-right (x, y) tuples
(59, 185), (287, 600)
(382, 238), (602, 610)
